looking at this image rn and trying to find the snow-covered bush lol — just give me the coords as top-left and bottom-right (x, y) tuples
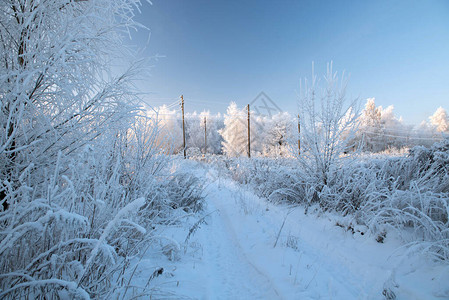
(0, 134), (160, 298)
(219, 157), (306, 204)
(0, 110), (206, 298)
(164, 172), (205, 213)
(360, 139), (449, 259)
(0, 0), (146, 209)
(301, 138), (449, 259)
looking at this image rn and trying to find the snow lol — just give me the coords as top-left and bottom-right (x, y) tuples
(131, 164), (449, 299)
(1, 2), (448, 296)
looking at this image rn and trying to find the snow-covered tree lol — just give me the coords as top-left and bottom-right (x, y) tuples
(185, 111), (207, 153)
(186, 111), (223, 155)
(147, 105), (183, 153)
(357, 98), (410, 152)
(411, 107), (449, 148)
(0, 1), (178, 298)
(263, 112), (294, 156)
(220, 102), (248, 157)
(297, 63), (360, 190)
(357, 98), (383, 151)
(429, 107), (449, 133)
(203, 112), (225, 154)
(0, 0), (145, 209)
(219, 102), (266, 157)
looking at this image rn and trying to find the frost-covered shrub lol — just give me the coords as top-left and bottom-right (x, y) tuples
(145, 171), (205, 217)
(0, 119), (180, 299)
(165, 172), (205, 212)
(360, 139), (449, 258)
(318, 138), (449, 259)
(222, 157), (307, 204)
(0, 128), (206, 299)
(138, 158), (206, 229)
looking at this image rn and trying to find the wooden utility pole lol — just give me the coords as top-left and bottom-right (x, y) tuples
(297, 114), (301, 156)
(181, 95), (186, 159)
(204, 116), (207, 156)
(247, 104), (251, 158)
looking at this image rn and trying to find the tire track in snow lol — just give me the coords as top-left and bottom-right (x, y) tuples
(211, 197), (284, 299)
(202, 171), (362, 299)
(201, 182), (284, 299)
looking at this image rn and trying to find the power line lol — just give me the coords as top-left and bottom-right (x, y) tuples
(362, 130), (443, 141)
(187, 99), (231, 105)
(360, 125), (425, 134)
(143, 98), (180, 107)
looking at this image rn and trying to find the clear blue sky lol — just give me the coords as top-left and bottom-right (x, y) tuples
(131, 0), (449, 124)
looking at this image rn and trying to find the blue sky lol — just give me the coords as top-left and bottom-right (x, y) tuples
(131, 0), (449, 124)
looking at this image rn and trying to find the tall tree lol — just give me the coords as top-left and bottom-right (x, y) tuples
(220, 102), (248, 157)
(0, 0), (145, 207)
(219, 102), (265, 157)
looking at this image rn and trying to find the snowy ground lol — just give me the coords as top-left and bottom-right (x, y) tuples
(134, 163), (449, 299)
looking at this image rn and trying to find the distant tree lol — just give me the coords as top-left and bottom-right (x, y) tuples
(200, 111), (224, 154)
(220, 102), (248, 157)
(379, 105), (407, 149)
(263, 112), (294, 156)
(357, 98), (410, 152)
(357, 98), (383, 152)
(429, 107), (449, 133)
(185, 111), (223, 155)
(185, 111), (203, 151)
(0, 0), (144, 209)
(148, 105), (183, 153)
(219, 102), (265, 157)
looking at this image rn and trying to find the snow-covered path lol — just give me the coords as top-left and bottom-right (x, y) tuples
(151, 166), (448, 299)
(200, 193), (283, 299)
(190, 171), (365, 299)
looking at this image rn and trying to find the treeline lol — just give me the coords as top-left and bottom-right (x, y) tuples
(148, 99), (448, 156)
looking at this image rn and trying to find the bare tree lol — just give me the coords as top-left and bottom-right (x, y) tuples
(297, 63), (360, 193)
